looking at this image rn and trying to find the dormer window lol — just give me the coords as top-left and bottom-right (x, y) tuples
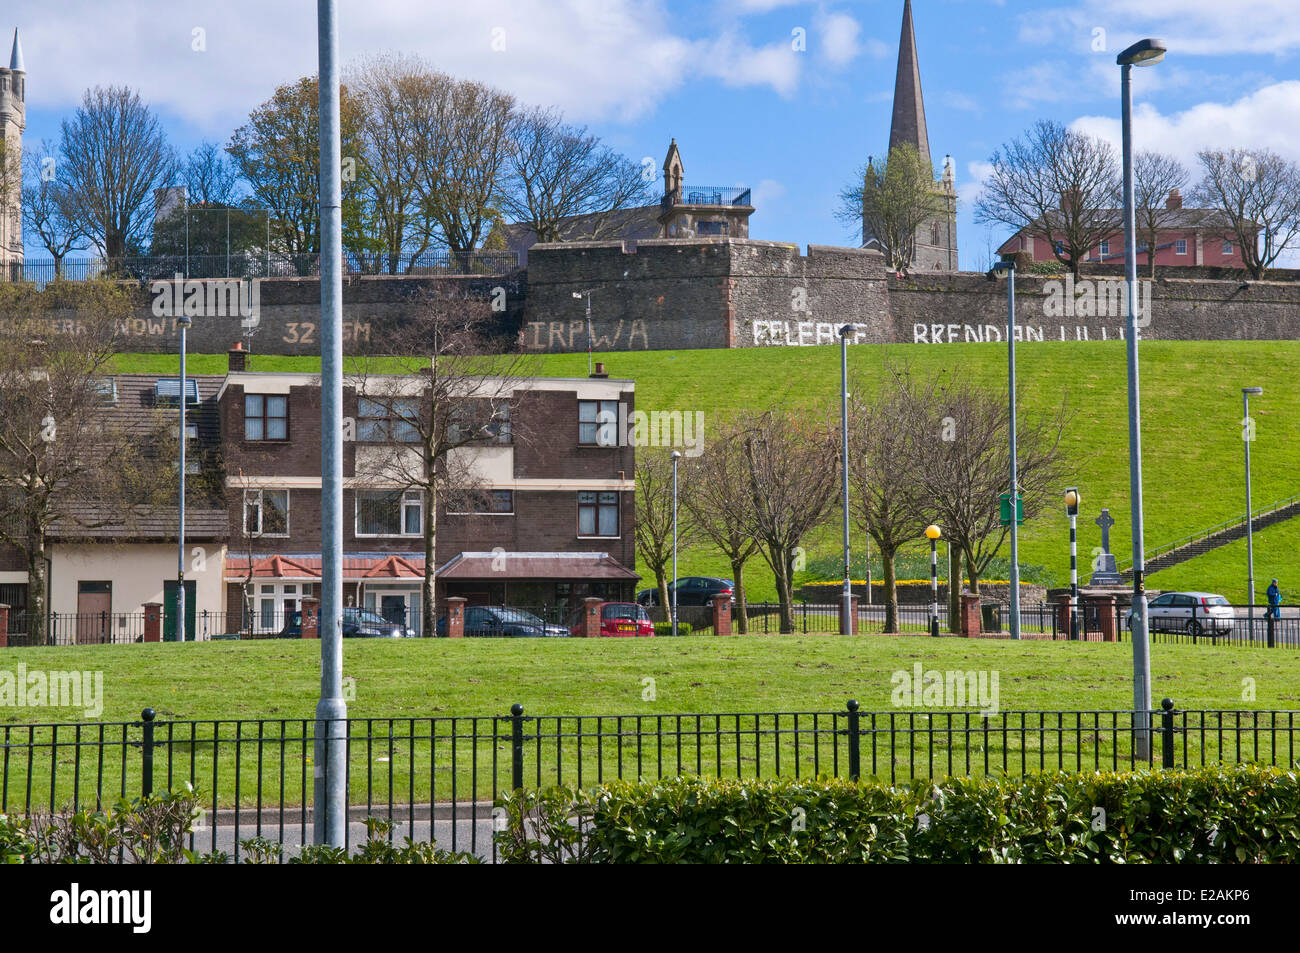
(155, 378), (199, 406)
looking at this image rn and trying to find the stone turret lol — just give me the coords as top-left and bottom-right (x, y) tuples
(0, 28), (25, 277)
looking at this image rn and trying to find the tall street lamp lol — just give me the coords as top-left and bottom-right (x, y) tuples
(1065, 488), (1081, 641)
(315, 0), (348, 847)
(1243, 386), (1263, 631)
(177, 314), (191, 643)
(926, 524), (942, 638)
(1119, 36), (1167, 760)
(992, 259), (1021, 640)
(572, 290), (595, 376)
(839, 325), (854, 636)
(671, 450), (682, 637)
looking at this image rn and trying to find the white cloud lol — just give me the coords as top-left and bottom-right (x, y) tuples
(814, 10), (861, 67)
(1070, 80), (1300, 170)
(9, 0), (807, 137)
(1028, 1), (1300, 57)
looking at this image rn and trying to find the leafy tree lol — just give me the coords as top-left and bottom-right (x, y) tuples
(838, 143), (946, 273)
(226, 76), (364, 272)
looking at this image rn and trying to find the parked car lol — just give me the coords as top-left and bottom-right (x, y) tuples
(636, 577), (735, 607)
(278, 607), (413, 639)
(1126, 591), (1234, 636)
(435, 606), (569, 638)
(567, 602), (654, 637)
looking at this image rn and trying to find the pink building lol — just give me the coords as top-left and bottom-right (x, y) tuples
(998, 190), (1257, 270)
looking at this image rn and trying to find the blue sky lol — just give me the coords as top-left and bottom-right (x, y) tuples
(10, 0), (1300, 266)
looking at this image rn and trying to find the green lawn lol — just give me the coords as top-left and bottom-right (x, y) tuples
(3, 637), (1297, 811)
(5, 635), (1299, 722)
(112, 340), (1300, 603)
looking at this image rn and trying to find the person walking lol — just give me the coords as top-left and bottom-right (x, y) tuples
(1266, 578), (1282, 620)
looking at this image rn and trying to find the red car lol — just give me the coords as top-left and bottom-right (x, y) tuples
(567, 602), (654, 637)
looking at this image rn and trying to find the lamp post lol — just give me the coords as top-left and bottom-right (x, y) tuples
(839, 325), (854, 636)
(1065, 488), (1080, 641)
(1118, 36), (1167, 760)
(315, 0), (348, 847)
(671, 450), (682, 636)
(991, 259), (1021, 640)
(572, 290), (594, 376)
(177, 314), (191, 643)
(1243, 386), (1263, 633)
(926, 525), (941, 638)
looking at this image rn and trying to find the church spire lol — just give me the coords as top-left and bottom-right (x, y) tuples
(888, 0), (930, 163)
(9, 29), (23, 72)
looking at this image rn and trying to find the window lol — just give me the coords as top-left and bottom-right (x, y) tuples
(244, 489), (289, 536)
(1223, 240), (1233, 255)
(155, 378), (199, 407)
(697, 220), (727, 237)
(449, 402), (511, 445)
(358, 397), (420, 442)
(578, 491), (619, 536)
(244, 394), (288, 441)
(578, 400), (619, 446)
(451, 489), (514, 514)
(356, 489), (423, 536)
(1175, 239), (1187, 255)
(1099, 239), (1110, 257)
(91, 378), (117, 406)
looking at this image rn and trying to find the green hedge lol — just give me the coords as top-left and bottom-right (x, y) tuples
(652, 622), (692, 636)
(496, 765), (1300, 863)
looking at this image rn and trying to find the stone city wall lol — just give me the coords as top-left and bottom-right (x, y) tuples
(19, 239), (1300, 354)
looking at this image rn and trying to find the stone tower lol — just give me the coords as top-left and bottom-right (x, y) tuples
(0, 29), (25, 278)
(866, 1), (958, 271)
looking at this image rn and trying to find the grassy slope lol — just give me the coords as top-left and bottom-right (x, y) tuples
(115, 341), (1300, 602)
(4, 636), (1298, 724)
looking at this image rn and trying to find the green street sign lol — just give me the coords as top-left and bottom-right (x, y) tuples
(999, 492), (1024, 526)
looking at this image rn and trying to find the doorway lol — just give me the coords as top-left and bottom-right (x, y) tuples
(76, 581), (111, 644)
(163, 580), (196, 642)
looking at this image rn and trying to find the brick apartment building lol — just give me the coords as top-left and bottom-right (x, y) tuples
(997, 190), (1259, 270)
(219, 348), (638, 635)
(2, 350), (639, 641)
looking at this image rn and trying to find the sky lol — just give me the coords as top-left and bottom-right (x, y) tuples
(8, 0), (1300, 267)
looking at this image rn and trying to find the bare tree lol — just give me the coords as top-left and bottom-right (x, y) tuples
(1194, 147), (1300, 280)
(847, 364), (937, 633)
(681, 421), (760, 633)
(501, 106), (650, 245)
(1131, 151), (1190, 278)
(634, 450), (685, 622)
(346, 54), (442, 274)
(21, 141), (88, 276)
(183, 142), (241, 205)
(919, 374), (1070, 598)
(976, 120), (1119, 279)
(837, 143), (946, 273)
(735, 410), (838, 634)
(57, 86), (176, 260)
(409, 78), (515, 271)
(0, 282), (172, 643)
(348, 294), (538, 637)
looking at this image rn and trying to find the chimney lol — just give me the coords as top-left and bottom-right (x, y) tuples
(590, 362), (608, 379)
(1060, 188), (1081, 212)
(1166, 188), (1183, 210)
(228, 341), (247, 373)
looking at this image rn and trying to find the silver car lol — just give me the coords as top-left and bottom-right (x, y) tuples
(1128, 591), (1234, 636)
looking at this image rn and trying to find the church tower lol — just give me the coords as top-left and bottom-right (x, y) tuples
(867, 2), (958, 271)
(0, 29), (25, 279)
